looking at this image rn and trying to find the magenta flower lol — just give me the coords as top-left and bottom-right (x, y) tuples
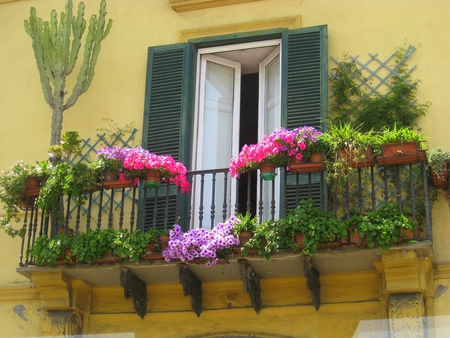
(97, 146), (190, 192)
(229, 126), (322, 178)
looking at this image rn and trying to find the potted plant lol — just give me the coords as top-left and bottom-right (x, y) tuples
(280, 199), (347, 255)
(30, 233), (75, 266)
(48, 131), (82, 166)
(325, 122), (375, 168)
(97, 146), (135, 189)
(0, 161), (41, 237)
(356, 201), (416, 251)
(121, 146), (190, 192)
(128, 228), (161, 260)
(232, 212), (258, 253)
(162, 219), (239, 267)
(245, 218), (294, 260)
(157, 228), (171, 251)
(72, 228), (128, 264)
(271, 126), (326, 173)
(375, 125), (426, 166)
(323, 122), (375, 201)
(427, 147), (450, 188)
(229, 130), (290, 181)
(37, 162), (101, 218)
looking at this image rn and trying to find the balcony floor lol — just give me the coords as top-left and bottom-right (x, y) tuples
(17, 241), (433, 286)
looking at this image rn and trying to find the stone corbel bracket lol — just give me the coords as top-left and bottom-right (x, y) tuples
(179, 263), (203, 317)
(238, 259), (261, 314)
(303, 256), (321, 311)
(120, 267), (147, 319)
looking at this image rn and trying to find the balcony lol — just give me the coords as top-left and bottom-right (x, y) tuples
(17, 159), (432, 264)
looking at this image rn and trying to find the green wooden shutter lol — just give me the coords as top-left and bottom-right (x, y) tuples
(281, 25), (328, 213)
(140, 43), (196, 231)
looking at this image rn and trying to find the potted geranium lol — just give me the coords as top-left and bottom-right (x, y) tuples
(163, 218), (240, 266)
(121, 146), (190, 192)
(0, 161), (40, 237)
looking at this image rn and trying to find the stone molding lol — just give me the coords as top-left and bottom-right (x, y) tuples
(178, 16), (301, 42)
(170, 0), (262, 12)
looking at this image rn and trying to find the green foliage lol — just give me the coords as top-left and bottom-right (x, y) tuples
(377, 124), (425, 144)
(350, 201), (416, 251)
(282, 199), (347, 255)
(37, 161), (100, 217)
(48, 131), (82, 165)
(233, 212), (258, 233)
(30, 233), (74, 265)
(71, 228), (129, 263)
(323, 122), (375, 201)
(427, 148), (450, 180)
(329, 45), (430, 132)
(0, 161), (40, 237)
(247, 199), (347, 258)
(126, 229), (160, 261)
(245, 219), (289, 260)
(329, 53), (365, 125)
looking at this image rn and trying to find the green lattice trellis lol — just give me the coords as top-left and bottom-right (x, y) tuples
(67, 128), (139, 217)
(329, 46), (429, 222)
(330, 45), (417, 102)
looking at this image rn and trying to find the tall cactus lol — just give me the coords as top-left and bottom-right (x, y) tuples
(24, 0), (112, 146)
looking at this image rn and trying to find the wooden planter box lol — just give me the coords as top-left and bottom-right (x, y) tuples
(376, 141), (426, 166)
(289, 153), (325, 173)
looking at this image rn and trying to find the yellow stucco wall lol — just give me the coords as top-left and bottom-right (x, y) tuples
(1, 0), (450, 337)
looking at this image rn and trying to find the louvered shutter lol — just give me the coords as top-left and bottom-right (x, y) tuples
(140, 43), (195, 231)
(281, 25), (328, 213)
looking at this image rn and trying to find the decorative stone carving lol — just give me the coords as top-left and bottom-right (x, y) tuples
(179, 263), (202, 317)
(120, 267), (147, 319)
(42, 310), (82, 336)
(238, 259), (261, 314)
(389, 293), (425, 338)
(303, 256), (320, 311)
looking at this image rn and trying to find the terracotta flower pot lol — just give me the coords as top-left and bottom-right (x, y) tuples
(145, 171), (162, 188)
(260, 162), (276, 181)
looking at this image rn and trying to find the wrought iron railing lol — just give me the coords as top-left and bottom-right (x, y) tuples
(18, 161), (433, 267)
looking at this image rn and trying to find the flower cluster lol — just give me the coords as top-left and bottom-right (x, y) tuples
(162, 218), (240, 267)
(97, 146), (190, 192)
(272, 126), (322, 161)
(97, 146), (129, 174)
(229, 126), (322, 178)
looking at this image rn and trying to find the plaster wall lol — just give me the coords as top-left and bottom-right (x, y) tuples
(0, 0), (449, 336)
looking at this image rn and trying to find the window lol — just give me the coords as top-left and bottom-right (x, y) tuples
(142, 25), (328, 230)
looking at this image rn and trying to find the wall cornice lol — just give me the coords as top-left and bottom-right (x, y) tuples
(170, 0), (262, 12)
(178, 16), (301, 42)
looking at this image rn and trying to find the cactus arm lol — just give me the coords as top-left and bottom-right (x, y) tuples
(24, 8), (55, 106)
(67, 2), (86, 75)
(64, 0), (112, 110)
